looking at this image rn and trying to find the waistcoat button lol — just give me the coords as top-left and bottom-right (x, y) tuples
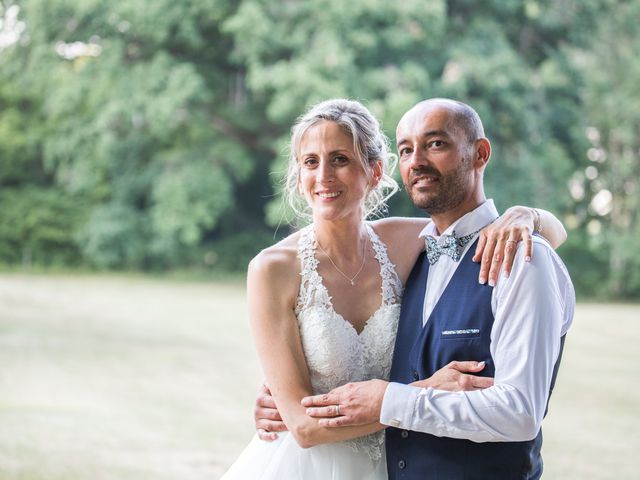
(398, 459), (406, 469)
(412, 371), (419, 380)
(401, 430), (409, 439)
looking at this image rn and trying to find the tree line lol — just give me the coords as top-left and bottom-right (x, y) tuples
(0, 0), (638, 299)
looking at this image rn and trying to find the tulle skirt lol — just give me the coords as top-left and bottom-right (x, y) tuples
(220, 432), (387, 480)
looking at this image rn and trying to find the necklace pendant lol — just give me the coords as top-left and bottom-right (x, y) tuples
(315, 228), (368, 289)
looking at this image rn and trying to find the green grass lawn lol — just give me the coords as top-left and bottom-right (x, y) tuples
(0, 273), (638, 479)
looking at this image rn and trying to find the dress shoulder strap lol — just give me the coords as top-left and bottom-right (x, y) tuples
(366, 223), (404, 306)
(295, 225), (330, 314)
(297, 225), (317, 274)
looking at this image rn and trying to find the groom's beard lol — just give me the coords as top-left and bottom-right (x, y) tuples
(404, 161), (472, 215)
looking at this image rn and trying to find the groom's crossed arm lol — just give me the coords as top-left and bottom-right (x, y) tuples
(302, 361), (491, 427)
(254, 383), (288, 441)
(254, 361), (491, 438)
(305, 242), (573, 443)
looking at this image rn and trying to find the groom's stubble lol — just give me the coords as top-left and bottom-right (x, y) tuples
(403, 154), (475, 216)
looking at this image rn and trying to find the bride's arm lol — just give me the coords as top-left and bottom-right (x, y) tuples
(532, 207), (567, 247)
(473, 206), (567, 283)
(372, 206), (567, 286)
(247, 249), (383, 448)
(477, 206), (566, 253)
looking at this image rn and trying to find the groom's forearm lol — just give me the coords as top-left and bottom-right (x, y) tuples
(379, 382), (543, 442)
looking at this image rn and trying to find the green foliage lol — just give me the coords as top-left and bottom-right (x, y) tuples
(570, 0), (640, 298)
(2, 0), (263, 268)
(208, 229), (275, 272)
(77, 202), (150, 268)
(150, 160), (232, 256)
(0, 0), (637, 297)
(0, 187), (88, 266)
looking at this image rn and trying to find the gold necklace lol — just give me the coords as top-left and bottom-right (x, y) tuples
(316, 233), (368, 286)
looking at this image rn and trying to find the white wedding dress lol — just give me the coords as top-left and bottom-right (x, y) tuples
(221, 223), (403, 480)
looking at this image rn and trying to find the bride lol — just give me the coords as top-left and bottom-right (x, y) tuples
(222, 99), (566, 479)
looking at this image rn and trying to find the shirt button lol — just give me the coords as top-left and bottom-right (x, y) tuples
(401, 430), (409, 439)
(412, 371), (419, 380)
(398, 459), (406, 469)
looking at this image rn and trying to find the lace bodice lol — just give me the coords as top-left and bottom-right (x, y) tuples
(295, 223), (403, 460)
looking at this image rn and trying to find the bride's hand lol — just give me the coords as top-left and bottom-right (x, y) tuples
(411, 361), (494, 391)
(472, 206), (536, 286)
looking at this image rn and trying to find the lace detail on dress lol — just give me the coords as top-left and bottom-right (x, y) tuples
(294, 223), (402, 461)
(366, 224), (403, 306)
(295, 226), (330, 315)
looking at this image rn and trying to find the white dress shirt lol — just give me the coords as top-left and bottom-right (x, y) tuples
(380, 200), (575, 442)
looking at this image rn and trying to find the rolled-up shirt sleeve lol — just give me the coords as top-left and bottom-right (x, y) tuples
(380, 239), (575, 442)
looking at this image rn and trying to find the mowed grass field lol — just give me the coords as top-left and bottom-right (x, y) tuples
(0, 273), (638, 479)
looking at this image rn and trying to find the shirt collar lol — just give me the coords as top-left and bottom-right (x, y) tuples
(418, 199), (499, 242)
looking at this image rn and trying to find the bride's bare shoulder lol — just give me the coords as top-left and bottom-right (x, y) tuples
(249, 230), (302, 281)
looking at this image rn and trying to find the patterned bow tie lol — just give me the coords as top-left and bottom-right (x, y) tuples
(424, 228), (481, 265)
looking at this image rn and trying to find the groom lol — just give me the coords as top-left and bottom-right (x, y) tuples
(259, 98), (574, 479)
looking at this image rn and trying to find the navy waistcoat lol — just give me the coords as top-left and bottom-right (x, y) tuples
(386, 240), (563, 480)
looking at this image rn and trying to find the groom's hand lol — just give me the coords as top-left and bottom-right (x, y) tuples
(412, 361), (494, 391)
(301, 379), (388, 427)
(254, 383), (287, 441)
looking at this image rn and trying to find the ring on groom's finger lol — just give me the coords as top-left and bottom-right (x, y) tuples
(335, 404), (340, 416)
(506, 240), (518, 245)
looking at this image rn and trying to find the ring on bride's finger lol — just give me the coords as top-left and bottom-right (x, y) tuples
(335, 404), (340, 416)
(506, 240), (518, 245)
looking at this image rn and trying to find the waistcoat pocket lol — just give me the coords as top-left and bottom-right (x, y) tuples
(440, 328), (481, 339)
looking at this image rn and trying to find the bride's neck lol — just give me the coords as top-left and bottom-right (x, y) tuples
(313, 218), (367, 256)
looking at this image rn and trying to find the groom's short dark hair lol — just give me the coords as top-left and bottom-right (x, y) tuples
(443, 100), (485, 145)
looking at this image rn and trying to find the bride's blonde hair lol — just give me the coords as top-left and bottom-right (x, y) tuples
(284, 99), (398, 222)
